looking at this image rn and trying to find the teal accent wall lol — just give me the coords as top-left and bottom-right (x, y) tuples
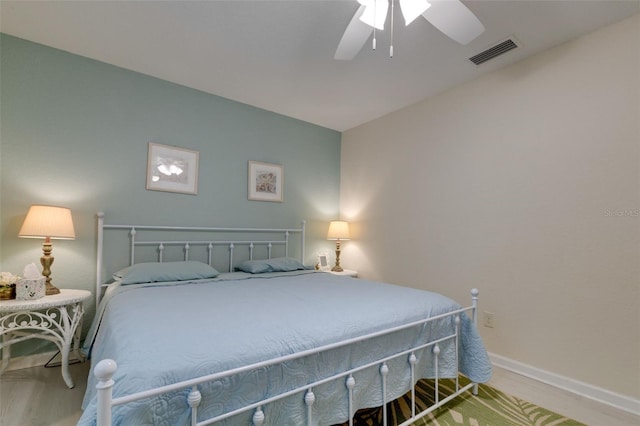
(0, 34), (341, 357)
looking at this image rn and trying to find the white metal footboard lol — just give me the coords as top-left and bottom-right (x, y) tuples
(93, 289), (481, 426)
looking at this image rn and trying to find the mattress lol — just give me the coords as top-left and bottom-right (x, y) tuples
(78, 270), (491, 425)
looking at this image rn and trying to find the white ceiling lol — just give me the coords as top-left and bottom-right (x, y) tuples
(1, 0), (638, 131)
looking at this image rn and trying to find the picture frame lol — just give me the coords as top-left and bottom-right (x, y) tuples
(317, 254), (330, 272)
(248, 161), (283, 202)
(146, 142), (199, 195)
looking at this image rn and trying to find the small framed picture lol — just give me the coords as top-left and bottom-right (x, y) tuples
(318, 254), (330, 272)
(146, 142), (199, 195)
(248, 161), (283, 202)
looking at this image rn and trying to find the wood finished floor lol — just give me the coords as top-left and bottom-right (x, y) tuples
(1, 362), (638, 426)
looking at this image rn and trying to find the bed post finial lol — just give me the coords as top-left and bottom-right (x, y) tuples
(471, 288), (479, 325)
(94, 359), (117, 426)
(252, 406), (265, 426)
(188, 386), (202, 426)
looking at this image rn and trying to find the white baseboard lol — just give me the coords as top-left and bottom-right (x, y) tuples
(489, 352), (640, 417)
(2, 351), (58, 372)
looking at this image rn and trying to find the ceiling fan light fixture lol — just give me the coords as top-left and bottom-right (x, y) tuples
(358, 0), (389, 30)
(400, 0), (430, 26)
(335, 0), (484, 60)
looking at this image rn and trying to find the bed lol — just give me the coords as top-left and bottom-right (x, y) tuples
(79, 214), (492, 426)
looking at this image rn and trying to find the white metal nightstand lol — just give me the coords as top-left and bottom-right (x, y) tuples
(329, 269), (358, 278)
(0, 289), (91, 388)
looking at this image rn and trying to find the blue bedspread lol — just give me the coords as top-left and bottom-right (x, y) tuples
(78, 271), (491, 425)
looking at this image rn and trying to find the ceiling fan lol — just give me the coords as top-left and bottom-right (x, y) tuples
(335, 0), (485, 60)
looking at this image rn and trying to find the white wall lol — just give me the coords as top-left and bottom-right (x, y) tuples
(341, 14), (639, 400)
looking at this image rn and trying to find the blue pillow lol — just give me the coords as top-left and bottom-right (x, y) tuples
(237, 257), (306, 274)
(113, 261), (220, 285)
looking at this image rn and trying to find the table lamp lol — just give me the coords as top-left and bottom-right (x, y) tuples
(18, 205), (76, 295)
(327, 221), (350, 272)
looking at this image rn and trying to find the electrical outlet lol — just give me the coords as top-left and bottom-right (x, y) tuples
(483, 311), (496, 328)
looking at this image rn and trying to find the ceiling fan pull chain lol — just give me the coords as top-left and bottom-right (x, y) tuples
(390, 0), (395, 57)
(373, 28), (377, 51)
(372, 0), (378, 51)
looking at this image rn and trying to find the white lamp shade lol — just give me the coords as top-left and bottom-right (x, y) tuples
(19, 205), (76, 240)
(327, 221), (351, 240)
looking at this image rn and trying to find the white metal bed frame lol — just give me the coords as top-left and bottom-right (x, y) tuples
(91, 213), (481, 426)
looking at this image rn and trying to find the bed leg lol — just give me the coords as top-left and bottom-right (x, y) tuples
(94, 359), (117, 426)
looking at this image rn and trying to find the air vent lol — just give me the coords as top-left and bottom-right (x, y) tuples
(469, 38), (519, 66)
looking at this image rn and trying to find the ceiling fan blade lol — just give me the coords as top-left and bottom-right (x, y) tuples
(422, 0), (485, 45)
(334, 4), (374, 60)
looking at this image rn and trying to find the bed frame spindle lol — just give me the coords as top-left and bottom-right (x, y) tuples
(471, 288), (480, 395)
(305, 389), (315, 425)
(229, 243), (235, 271)
(455, 315), (461, 392)
(188, 387), (201, 426)
(129, 228), (136, 265)
(380, 363), (389, 426)
(409, 352), (417, 418)
(433, 344), (440, 405)
(346, 375), (356, 426)
(284, 232), (289, 257)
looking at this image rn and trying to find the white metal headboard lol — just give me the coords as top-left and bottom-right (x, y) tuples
(95, 212), (306, 310)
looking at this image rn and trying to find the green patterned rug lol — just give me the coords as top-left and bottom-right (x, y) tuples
(341, 377), (586, 426)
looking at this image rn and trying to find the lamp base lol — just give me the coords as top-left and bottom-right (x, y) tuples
(41, 240), (60, 295)
(332, 243), (344, 272)
(45, 282), (61, 295)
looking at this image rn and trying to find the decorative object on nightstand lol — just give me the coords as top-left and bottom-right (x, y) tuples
(18, 205), (76, 295)
(16, 264), (46, 300)
(316, 254), (331, 272)
(327, 220), (350, 272)
(0, 272), (19, 300)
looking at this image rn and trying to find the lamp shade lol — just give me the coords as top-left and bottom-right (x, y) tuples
(327, 221), (351, 240)
(18, 205), (76, 240)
